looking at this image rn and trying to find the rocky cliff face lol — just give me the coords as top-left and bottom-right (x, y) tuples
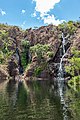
(0, 65), (9, 81)
(0, 24), (24, 80)
(0, 22), (80, 80)
(23, 25), (62, 79)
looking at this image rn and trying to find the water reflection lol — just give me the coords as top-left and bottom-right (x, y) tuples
(65, 87), (80, 120)
(0, 79), (80, 120)
(57, 78), (69, 120)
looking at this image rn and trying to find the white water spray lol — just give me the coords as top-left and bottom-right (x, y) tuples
(58, 32), (68, 120)
(62, 33), (65, 54)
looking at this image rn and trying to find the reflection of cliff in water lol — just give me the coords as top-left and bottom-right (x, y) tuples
(64, 86), (80, 120)
(6, 80), (27, 107)
(4, 80), (64, 120)
(25, 80), (64, 120)
(0, 79), (75, 120)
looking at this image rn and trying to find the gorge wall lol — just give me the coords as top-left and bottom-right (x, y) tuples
(0, 21), (80, 81)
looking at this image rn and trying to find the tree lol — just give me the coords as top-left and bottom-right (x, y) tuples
(65, 47), (80, 88)
(21, 40), (30, 69)
(58, 21), (77, 35)
(0, 30), (13, 64)
(30, 44), (50, 61)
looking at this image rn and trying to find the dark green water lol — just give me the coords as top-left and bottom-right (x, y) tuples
(0, 80), (80, 120)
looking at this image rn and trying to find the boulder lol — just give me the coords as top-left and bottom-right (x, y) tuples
(0, 66), (9, 82)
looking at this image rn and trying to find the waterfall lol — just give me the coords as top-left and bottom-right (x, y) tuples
(15, 47), (23, 82)
(58, 32), (66, 78)
(15, 47), (19, 63)
(15, 47), (23, 74)
(62, 33), (65, 55)
(58, 32), (68, 120)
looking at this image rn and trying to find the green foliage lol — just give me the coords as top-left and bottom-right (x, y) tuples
(65, 47), (80, 87)
(0, 30), (13, 64)
(34, 66), (42, 77)
(21, 40), (30, 69)
(66, 58), (80, 76)
(21, 40), (30, 48)
(68, 76), (80, 92)
(30, 44), (50, 61)
(71, 47), (80, 57)
(58, 21), (77, 35)
(65, 87), (80, 120)
(47, 51), (54, 58)
(0, 30), (8, 40)
(21, 53), (27, 70)
(66, 47), (80, 75)
(0, 51), (4, 64)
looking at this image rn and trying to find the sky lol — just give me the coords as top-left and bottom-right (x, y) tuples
(0, 0), (80, 29)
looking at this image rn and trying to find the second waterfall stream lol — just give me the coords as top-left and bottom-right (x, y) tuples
(57, 32), (68, 120)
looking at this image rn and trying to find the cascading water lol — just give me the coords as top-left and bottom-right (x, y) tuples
(15, 47), (23, 74)
(15, 47), (23, 82)
(58, 32), (68, 120)
(62, 32), (65, 54)
(58, 32), (66, 79)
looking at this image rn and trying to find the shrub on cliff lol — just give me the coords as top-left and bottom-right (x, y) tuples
(21, 40), (30, 69)
(47, 51), (54, 58)
(34, 66), (42, 77)
(65, 47), (80, 88)
(0, 51), (4, 64)
(0, 30), (13, 64)
(30, 44), (50, 62)
(58, 21), (77, 35)
(21, 40), (30, 48)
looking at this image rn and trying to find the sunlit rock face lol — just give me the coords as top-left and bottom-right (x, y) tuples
(0, 23), (80, 79)
(7, 58), (18, 78)
(0, 66), (9, 81)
